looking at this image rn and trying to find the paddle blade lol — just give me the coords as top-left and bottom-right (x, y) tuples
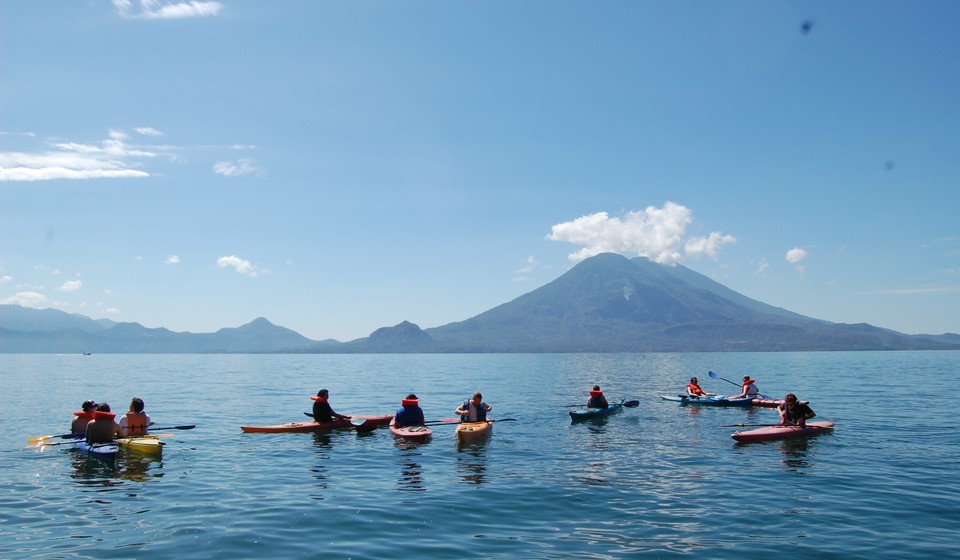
(708, 370), (720, 379)
(622, 400), (640, 408)
(26, 435), (54, 444)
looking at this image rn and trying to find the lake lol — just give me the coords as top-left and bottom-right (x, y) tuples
(2, 351), (958, 559)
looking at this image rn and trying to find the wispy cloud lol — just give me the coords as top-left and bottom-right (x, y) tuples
(0, 291), (48, 307)
(213, 158), (262, 177)
(217, 255), (258, 277)
(165, 255), (181, 264)
(113, 0), (224, 20)
(57, 280), (82, 292)
(547, 202), (735, 265)
(867, 285), (960, 296)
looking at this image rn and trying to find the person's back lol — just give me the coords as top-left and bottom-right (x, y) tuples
(395, 394), (425, 427)
(586, 386), (609, 409)
(71, 400), (97, 434)
(119, 397), (150, 436)
(86, 403), (124, 443)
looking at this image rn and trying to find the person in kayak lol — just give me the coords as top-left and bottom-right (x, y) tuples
(119, 397), (151, 436)
(729, 375), (760, 399)
(85, 403), (125, 443)
(71, 400), (98, 435)
(311, 389), (351, 423)
(778, 393), (816, 427)
(586, 385), (609, 409)
(686, 377), (715, 397)
(394, 394), (425, 428)
(455, 392), (492, 422)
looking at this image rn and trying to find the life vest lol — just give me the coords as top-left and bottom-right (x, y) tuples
(74, 410), (96, 420)
(310, 396), (327, 402)
(686, 383), (706, 396)
(460, 399), (487, 422)
(742, 379), (759, 396)
(402, 398), (419, 407)
(93, 411), (116, 420)
(589, 390), (603, 397)
(124, 411), (149, 435)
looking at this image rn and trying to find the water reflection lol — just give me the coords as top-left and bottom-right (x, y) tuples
(455, 443), (488, 485)
(778, 437), (818, 472)
(396, 448), (426, 492)
(69, 450), (164, 484)
(310, 432), (334, 494)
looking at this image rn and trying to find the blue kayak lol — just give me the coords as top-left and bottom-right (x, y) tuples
(660, 394), (754, 407)
(570, 402), (624, 421)
(74, 441), (119, 460)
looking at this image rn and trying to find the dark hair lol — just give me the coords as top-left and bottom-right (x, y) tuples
(82, 400), (97, 411)
(784, 393), (798, 403)
(472, 392), (483, 400)
(406, 393), (418, 400)
(130, 397), (144, 413)
(690, 377), (698, 383)
(593, 385), (601, 391)
(97, 402), (111, 413)
(317, 389), (329, 398)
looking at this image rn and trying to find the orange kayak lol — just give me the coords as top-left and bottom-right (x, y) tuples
(455, 421), (493, 443)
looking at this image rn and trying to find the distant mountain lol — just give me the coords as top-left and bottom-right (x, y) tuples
(0, 306), (313, 353)
(305, 253), (959, 353)
(2, 254), (958, 353)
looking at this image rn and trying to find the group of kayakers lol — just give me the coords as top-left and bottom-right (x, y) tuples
(315, 389), (494, 428)
(70, 397), (152, 443)
(686, 376), (816, 427)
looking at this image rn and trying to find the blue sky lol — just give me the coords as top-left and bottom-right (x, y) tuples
(1, 1), (958, 341)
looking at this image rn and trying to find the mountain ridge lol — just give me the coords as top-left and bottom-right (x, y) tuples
(1, 253), (957, 353)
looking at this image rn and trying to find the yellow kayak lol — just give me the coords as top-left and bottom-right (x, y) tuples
(117, 436), (165, 456)
(455, 421), (493, 443)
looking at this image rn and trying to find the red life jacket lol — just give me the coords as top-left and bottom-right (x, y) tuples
(401, 398), (419, 407)
(687, 383), (706, 396)
(310, 396), (327, 402)
(589, 390), (603, 397)
(124, 411), (149, 435)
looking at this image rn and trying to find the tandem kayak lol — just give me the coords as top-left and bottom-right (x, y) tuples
(455, 421), (493, 443)
(731, 420), (835, 443)
(117, 436), (165, 456)
(570, 402), (624, 421)
(389, 419), (432, 441)
(660, 394), (754, 407)
(74, 441), (119, 459)
(241, 414), (392, 433)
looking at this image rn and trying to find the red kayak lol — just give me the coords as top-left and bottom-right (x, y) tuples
(731, 420), (835, 443)
(241, 414), (392, 433)
(389, 419), (432, 441)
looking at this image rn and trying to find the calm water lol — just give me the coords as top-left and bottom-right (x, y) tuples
(2, 352), (958, 559)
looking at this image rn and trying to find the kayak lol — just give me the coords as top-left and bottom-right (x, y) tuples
(731, 420), (835, 443)
(660, 394), (754, 407)
(74, 441), (119, 459)
(751, 398), (810, 408)
(455, 421), (493, 443)
(570, 402), (624, 421)
(389, 419), (432, 441)
(117, 436), (165, 456)
(240, 414), (392, 433)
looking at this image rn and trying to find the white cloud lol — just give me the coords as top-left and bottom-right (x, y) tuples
(0, 291), (48, 307)
(213, 158), (262, 177)
(754, 260), (770, 275)
(136, 127), (164, 137)
(105, 307), (122, 316)
(0, 275), (12, 283)
(786, 247), (808, 264)
(165, 255), (181, 264)
(547, 202), (734, 265)
(0, 132), (156, 182)
(515, 256), (540, 274)
(114, 0), (224, 20)
(57, 280), (82, 292)
(217, 255), (258, 277)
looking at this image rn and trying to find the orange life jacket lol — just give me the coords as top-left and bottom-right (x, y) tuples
(124, 411), (149, 435)
(687, 383), (706, 396)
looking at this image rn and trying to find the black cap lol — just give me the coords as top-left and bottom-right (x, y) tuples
(82, 400), (97, 411)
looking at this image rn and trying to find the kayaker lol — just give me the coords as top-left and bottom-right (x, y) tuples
(455, 392), (492, 422)
(729, 375), (760, 399)
(686, 377), (715, 397)
(119, 397), (151, 436)
(778, 393), (816, 427)
(71, 400), (98, 435)
(85, 403), (125, 444)
(394, 394), (426, 428)
(586, 385), (609, 409)
(311, 389), (351, 423)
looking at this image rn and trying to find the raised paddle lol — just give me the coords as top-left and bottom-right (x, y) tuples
(27, 424), (195, 444)
(708, 371), (768, 399)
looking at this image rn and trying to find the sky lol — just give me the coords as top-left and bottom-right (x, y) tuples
(1, 1), (958, 341)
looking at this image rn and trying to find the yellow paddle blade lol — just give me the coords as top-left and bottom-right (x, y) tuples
(26, 435), (55, 444)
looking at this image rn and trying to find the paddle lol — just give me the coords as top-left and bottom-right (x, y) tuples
(708, 371), (768, 399)
(567, 399), (640, 408)
(722, 423), (786, 428)
(27, 424), (196, 444)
